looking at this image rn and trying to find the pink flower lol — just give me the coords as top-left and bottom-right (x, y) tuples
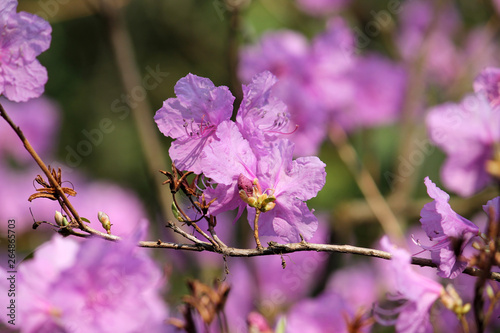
(154, 73), (234, 173)
(239, 29), (330, 156)
(239, 18), (407, 154)
(0, 96), (60, 163)
(203, 124), (326, 242)
(284, 291), (353, 333)
(396, 0), (460, 86)
(236, 71), (291, 156)
(419, 177), (480, 278)
(375, 236), (444, 333)
(0, 0), (52, 102)
(331, 54), (407, 132)
(7, 229), (168, 332)
(426, 93), (500, 196)
(473, 67), (500, 108)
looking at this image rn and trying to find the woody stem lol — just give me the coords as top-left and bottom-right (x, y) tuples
(0, 103), (86, 232)
(254, 210), (263, 250)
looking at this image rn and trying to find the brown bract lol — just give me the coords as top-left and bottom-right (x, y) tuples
(28, 166), (77, 202)
(182, 280), (231, 325)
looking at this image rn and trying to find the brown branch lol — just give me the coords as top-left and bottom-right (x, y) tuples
(0, 104), (87, 232)
(171, 194), (219, 248)
(137, 236), (500, 282)
(31, 215), (500, 283)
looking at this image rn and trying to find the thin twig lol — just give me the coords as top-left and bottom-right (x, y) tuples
(0, 104), (87, 232)
(172, 195), (219, 248)
(473, 198), (500, 332)
(253, 210), (263, 250)
(137, 238), (500, 282)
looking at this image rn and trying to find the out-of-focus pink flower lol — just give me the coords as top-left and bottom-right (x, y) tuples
(282, 264), (378, 333)
(331, 54), (407, 132)
(5, 229), (168, 332)
(461, 28), (500, 89)
(0, 96), (60, 163)
(295, 0), (350, 16)
(247, 312), (272, 333)
(326, 264), (377, 312)
(239, 18), (407, 155)
(374, 236), (443, 333)
(0, 0), (52, 102)
(223, 259), (257, 332)
(0, 165), (148, 237)
(426, 93), (500, 196)
(493, 0), (500, 16)
(396, 0), (460, 86)
(284, 263), (377, 333)
(284, 291), (352, 333)
(239, 22), (353, 156)
(473, 67), (500, 108)
(419, 177), (480, 278)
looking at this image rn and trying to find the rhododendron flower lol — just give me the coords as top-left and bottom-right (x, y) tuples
(236, 71), (291, 156)
(419, 177), (480, 278)
(426, 93), (500, 196)
(332, 54), (407, 132)
(375, 236), (444, 333)
(240, 18), (407, 155)
(2, 228), (168, 332)
(284, 291), (355, 333)
(154, 73), (234, 173)
(155, 71), (292, 173)
(473, 67), (500, 108)
(0, 0), (52, 102)
(203, 124), (326, 242)
(284, 264), (377, 333)
(239, 20), (355, 156)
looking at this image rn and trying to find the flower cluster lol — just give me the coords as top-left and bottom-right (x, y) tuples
(239, 17), (407, 156)
(155, 71), (326, 243)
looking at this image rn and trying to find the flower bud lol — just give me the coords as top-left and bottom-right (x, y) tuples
(247, 311), (272, 333)
(238, 174), (277, 213)
(238, 174), (254, 198)
(98, 211), (112, 235)
(260, 195), (276, 212)
(55, 210), (69, 227)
